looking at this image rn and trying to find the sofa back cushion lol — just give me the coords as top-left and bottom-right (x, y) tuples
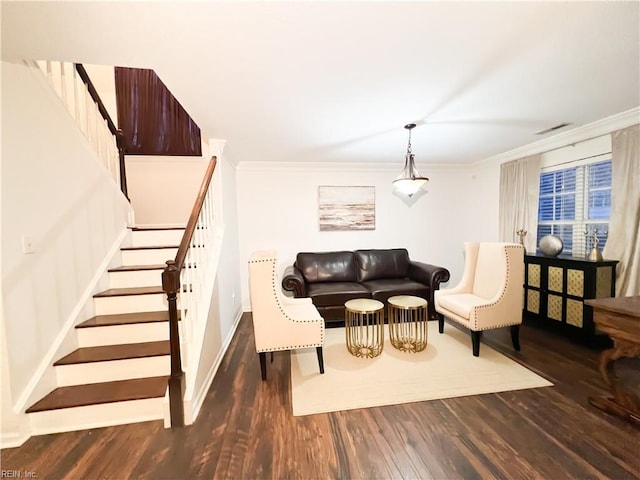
(295, 251), (357, 284)
(355, 249), (410, 282)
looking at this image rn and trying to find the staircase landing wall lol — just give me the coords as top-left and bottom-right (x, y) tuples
(125, 154), (210, 227)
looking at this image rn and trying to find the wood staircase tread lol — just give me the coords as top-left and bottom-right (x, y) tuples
(26, 376), (168, 413)
(108, 264), (167, 272)
(76, 311), (173, 328)
(94, 286), (164, 297)
(108, 264), (194, 272)
(54, 341), (170, 365)
(120, 245), (178, 251)
(131, 226), (185, 231)
(94, 285), (191, 298)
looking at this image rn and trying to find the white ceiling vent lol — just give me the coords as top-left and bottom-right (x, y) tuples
(535, 123), (572, 135)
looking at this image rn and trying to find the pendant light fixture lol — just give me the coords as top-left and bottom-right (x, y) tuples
(393, 123), (429, 197)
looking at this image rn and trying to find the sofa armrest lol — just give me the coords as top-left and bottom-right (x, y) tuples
(409, 261), (450, 289)
(282, 265), (307, 297)
(409, 261), (451, 320)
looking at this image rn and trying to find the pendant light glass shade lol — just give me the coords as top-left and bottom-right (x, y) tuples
(393, 124), (429, 197)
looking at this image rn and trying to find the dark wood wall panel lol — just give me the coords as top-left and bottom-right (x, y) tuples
(115, 67), (201, 156)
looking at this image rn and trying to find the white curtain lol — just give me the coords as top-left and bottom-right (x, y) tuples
(602, 124), (640, 297)
(499, 155), (541, 253)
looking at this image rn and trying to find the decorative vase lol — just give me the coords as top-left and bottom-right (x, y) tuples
(539, 235), (563, 256)
(588, 246), (603, 262)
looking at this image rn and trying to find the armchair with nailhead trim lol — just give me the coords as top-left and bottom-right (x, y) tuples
(248, 250), (325, 380)
(434, 242), (525, 356)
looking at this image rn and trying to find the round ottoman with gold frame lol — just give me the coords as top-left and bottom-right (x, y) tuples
(344, 298), (384, 358)
(387, 295), (428, 352)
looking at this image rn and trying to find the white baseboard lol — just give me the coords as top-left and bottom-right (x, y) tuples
(185, 307), (243, 425)
(0, 431), (30, 449)
(13, 227), (129, 414)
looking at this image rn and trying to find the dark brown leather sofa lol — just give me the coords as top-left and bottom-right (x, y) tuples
(282, 248), (450, 325)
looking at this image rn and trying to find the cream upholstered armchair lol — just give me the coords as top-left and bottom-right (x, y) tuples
(434, 242), (525, 356)
(248, 250), (325, 380)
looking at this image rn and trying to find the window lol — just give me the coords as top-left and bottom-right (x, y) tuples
(537, 159), (611, 256)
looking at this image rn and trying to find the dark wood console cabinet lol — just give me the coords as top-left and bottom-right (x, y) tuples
(523, 254), (618, 346)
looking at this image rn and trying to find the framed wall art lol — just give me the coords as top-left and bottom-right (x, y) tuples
(318, 186), (375, 231)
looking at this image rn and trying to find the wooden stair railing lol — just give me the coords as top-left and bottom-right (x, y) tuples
(74, 63), (129, 200)
(162, 156), (217, 427)
(34, 60), (128, 200)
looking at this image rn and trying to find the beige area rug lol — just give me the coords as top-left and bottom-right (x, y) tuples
(291, 322), (552, 416)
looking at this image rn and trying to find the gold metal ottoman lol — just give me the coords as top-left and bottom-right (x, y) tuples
(387, 295), (428, 352)
(344, 298), (384, 358)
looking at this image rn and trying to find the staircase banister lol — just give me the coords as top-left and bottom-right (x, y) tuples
(74, 63), (119, 137)
(173, 156), (217, 271)
(162, 155), (217, 428)
(74, 63), (129, 200)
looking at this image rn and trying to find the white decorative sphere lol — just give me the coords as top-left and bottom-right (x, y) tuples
(539, 235), (563, 256)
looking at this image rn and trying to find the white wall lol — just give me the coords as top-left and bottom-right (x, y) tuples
(0, 218), (29, 446)
(214, 155), (243, 341)
(466, 160), (502, 244)
(0, 314), (29, 446)
(1, 60), (131, 442)
(236, 163), (475, 310)
(125, 156), (210, 226)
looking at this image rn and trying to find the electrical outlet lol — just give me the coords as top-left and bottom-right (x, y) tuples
(22, 235), (35, 254)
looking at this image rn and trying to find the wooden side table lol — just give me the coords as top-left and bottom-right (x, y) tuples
(585, 296), (640, 427)
(344, 299), (384, 358)
(388, 295), (428, 352)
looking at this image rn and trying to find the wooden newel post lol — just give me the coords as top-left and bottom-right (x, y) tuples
(116, 129), (129, 201)
(162, 260), (185, 427)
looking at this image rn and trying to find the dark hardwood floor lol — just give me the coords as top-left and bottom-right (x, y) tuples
(3, 313), (639, 479)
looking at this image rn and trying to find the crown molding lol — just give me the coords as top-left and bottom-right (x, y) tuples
(477, 107), (640, 166)
(235, 161), (471, 174)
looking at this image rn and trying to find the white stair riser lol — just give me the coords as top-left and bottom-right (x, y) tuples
(121, 248), (178, 266)
(109, 269), (164, 288)
(94, 293), (170, 316)
(132, 229), (184, 247)
(56, 356), (170, 386)
(28, 397), (165, 436)
(77, 322), (169, 347)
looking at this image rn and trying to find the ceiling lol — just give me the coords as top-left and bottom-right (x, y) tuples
(2, 1), (639, 166)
